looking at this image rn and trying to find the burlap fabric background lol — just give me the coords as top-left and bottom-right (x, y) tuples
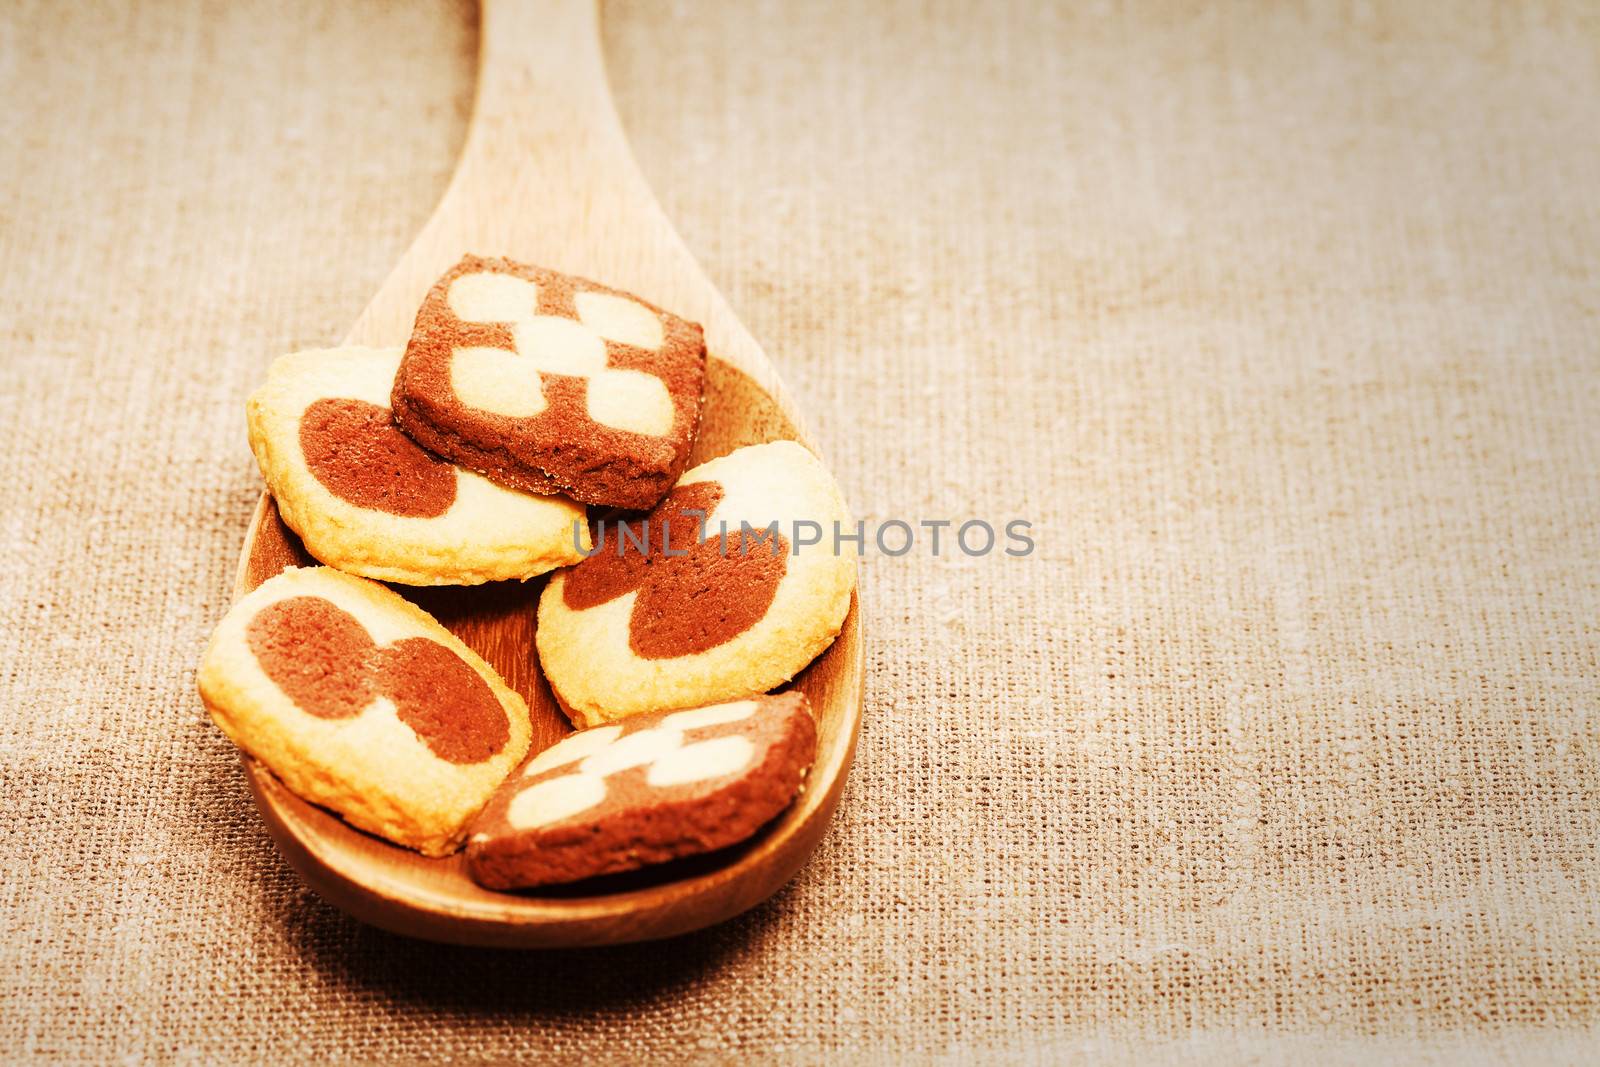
(3, 1), (1598, 1061)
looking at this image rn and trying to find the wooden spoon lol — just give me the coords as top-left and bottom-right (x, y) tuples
(229, 0), (863, 947)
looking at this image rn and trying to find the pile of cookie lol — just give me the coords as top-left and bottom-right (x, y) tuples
(197, 256), (856, 890)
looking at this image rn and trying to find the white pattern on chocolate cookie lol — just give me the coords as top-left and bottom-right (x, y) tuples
(392, 255), (706, 510)
(248, 346), (590, 585)
(197, 566), (532, 856)
(466, 693), (815, 889)
(537, 441), (857, 727)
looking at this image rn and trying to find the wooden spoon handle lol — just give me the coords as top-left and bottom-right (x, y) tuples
(344, 0), (800, 435)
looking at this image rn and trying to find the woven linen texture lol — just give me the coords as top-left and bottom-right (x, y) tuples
(2, 1), (1597, 1061)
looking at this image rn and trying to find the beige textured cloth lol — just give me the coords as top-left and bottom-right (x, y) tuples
(3, 0), (1599, 1061)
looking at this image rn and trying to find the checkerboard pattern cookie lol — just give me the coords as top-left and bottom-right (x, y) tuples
(466, 692), (816, 889)
(391, 255), (706, 509)
(247, 346), (590, 585)
(197, 566), (531, 856)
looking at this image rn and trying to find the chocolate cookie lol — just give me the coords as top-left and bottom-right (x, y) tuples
(247, 346), (590, 585)
(197, 566), (532, 856)
(466, 692), (817, 889)
(391, 255), (706, 509)
(537, 440), (857, 726)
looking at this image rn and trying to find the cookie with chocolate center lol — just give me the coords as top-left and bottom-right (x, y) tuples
(537, 440), (857, 726)
(391, 255), (706, 510)
(197, 566), (532, 856)
(248, 346), (590, 585)
(466, 692), (817, 890)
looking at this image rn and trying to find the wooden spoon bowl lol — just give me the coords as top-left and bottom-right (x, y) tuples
(227, 0), (863, 947)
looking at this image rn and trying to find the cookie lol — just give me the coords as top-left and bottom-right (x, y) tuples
(247, 346), (590, 586)
(197, 566), (532, 856)
(466, 692), (817, 889)
(537, 440), (856, 727)
(391, 255), (706, 510)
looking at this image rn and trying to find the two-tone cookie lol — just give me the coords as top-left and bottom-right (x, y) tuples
(197, 566), (532, 856)
(537, 440), (856, 727)
(391, 255), (706, 510)
(466, 692), (816, 889)
(248, 347), (589, 586)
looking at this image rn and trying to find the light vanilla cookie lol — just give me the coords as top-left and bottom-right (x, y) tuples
(536, 440), (856, 727)
(466, 692), (817, 890)
(248, 346), (590, 586)
(197, 566), (532, 856)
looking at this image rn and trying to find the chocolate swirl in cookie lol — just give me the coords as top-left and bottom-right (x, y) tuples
(299, 398), (457, 517)
(247, 595), (509, 764)
(562, 481), (788, 658)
